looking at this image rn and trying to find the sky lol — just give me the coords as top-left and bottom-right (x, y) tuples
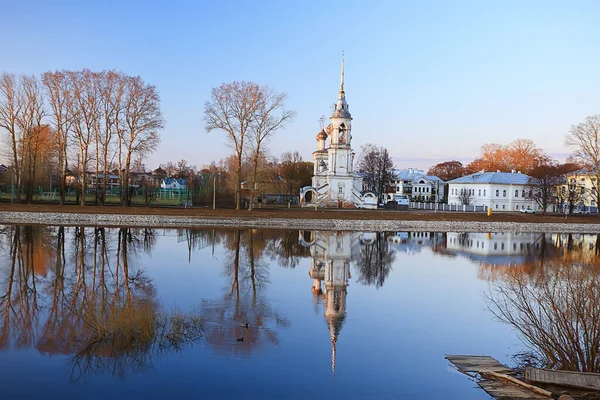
(1, 0), (599, 171)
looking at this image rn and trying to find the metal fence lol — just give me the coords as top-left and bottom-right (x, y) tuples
(410, 202), (487, 212)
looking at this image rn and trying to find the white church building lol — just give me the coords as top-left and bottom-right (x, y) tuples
(299, 58), (377, 209)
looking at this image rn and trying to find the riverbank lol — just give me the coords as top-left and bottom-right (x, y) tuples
(1, 203), (599, 232)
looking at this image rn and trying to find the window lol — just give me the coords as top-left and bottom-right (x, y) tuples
(516, 205), (518, 210)
(522, 190), (525, 197)
(338, 186), (343, 194)
(484, 189), (486, 196)
(478, 189), (481, 196)
(581, 187), (585, 194)
(501, 243), (505, 250)
(528, 190), (532, 198)
(495, 204), (499, 209)
(503, 190), (506, 197)
(496, 190), (499, 196)
(494, 243), (497, 250)
(502, 205), (506, 209)
(515, 190), (518, 197)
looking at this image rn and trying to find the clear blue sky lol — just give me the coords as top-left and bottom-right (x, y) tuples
(1, 0), (599, 171)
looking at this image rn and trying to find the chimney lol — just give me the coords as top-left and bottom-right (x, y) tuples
(497, 170), (501, 173)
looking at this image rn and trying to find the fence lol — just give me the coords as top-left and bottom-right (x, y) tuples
(410, 202), (487, 212)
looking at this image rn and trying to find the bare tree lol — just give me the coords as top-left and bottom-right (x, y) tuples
(16, 75), (46, 203)
(0, 73), (23, 200)
(98, 71), (126, 204)
(458, 188), (473, 205)
(247, 87), (295, 211)
(204, 81), (264, 210)
(565, 114), (600, 213)
(43, 71), (76, 205)
(120, 76), (163, 206)
(358, 144), (394, 201)
(487, 262), (600, 372)
(69, 70), (100, 206)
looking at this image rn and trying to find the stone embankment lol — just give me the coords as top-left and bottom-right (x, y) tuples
(1, 211), (600, 233)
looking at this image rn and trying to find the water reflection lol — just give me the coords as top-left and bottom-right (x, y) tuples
(2, 225), (600, 389)
(300, 231), (397, 375)
(0, 226), (203, 382)
(200, 229), (290, 357)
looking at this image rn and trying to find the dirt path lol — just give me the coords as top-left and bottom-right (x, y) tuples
(1, 202), (597, 224)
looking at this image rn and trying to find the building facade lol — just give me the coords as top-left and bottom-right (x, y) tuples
(300, 58), (377, 209)
(447, 170), (540, 212)
(556, 169), (599, 212)
(386, 168), (445, 202)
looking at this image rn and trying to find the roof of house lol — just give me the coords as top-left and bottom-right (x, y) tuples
(393, 168), (444, 183)
(447, 171), (531, 185)
(162, 177), (186, 185)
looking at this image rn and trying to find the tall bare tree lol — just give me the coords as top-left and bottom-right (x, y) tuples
(98, 71), (126, 204)
(204, 81), (264, 210)
(247, 86), (295, 211)
(121, 76), (163, 206)
(43, 71), (76, 205)
(358, 144), (394, 202)
(0, 73), (23, 200)
(565, 114), (600, 213)
(17, 75), (46, 203)
(69, 70), (100, 206)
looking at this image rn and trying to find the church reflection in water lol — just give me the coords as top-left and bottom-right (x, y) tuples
(299, 230), (380, 376)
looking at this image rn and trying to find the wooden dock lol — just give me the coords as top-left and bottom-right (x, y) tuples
(445, 355), (514, 374)
(446, 355), (550, 399)
(526, 368), (600, 392)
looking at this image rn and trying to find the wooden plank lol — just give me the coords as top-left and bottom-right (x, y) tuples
(526, 368), (600, 392)
(446, 355), (549, 399)
(446, 354), (514, 374)
(479, 379), (550, 400)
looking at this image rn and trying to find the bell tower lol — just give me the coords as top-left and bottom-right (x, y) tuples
(327, 53), (354, 177)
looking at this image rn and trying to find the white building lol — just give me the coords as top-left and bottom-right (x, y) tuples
(300, 57), (377, 209)
(446, 232), (540, 266)
(386, 168), (445, 202)
(447, 170), (541, 212)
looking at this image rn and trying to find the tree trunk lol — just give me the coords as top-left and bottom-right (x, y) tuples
(236, 152), (242, 210)
(248, 153), (260, 212)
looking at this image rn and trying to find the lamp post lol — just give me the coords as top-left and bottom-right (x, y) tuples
(212, 174), (216, 210)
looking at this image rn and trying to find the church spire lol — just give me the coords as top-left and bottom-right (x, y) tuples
(340, 51), (345, 94)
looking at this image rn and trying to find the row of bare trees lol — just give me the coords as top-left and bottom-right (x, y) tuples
(0, 70), (163, 205)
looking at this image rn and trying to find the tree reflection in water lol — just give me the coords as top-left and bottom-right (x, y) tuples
(354, 232), (395, 288)
(487, 259), (600, 372)
(0, 226), (204, 382)
(200, 229), (290, 358)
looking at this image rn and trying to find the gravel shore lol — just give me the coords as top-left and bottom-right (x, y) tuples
(1, 210), (599, 233)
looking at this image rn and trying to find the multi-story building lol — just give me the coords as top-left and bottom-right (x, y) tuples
(556, 169), (598, 211)
(447, 170), (540, 212)
(386, 168), (445, 202)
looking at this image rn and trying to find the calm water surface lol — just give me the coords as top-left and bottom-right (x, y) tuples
(0, 226), (596, 399)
